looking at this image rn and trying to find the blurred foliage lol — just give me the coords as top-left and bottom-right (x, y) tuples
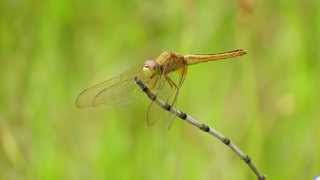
(0, 0), (319, 179)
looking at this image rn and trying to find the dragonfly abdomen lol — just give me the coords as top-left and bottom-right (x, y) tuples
(184, 49), (247, 65)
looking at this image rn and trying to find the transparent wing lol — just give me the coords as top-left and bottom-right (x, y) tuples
(75, 67), (145, 108)
(145, 66), (188, 127)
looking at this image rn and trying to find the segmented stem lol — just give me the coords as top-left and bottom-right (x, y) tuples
(134, 77), (266, 180)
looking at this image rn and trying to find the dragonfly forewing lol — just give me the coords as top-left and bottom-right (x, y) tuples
(76, 69), (144, 108)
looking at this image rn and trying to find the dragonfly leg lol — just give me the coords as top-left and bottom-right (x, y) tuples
(167, 64), (188, 129)
(165, 75), (178, 89)
(149, 76), (160, 90)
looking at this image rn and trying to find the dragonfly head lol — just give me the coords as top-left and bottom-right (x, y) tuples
(143, 60), (160, 78)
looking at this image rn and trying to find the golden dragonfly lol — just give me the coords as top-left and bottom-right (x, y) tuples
(76, 49), (247, 112)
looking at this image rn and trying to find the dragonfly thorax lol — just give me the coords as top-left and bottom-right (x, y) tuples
(143, 60), (161, 77)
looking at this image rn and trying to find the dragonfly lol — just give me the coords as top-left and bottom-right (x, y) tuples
(76, 49), (247, 122)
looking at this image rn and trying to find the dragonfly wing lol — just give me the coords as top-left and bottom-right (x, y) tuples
(76, 69), (143, 108)
(144, 67), (187, 127)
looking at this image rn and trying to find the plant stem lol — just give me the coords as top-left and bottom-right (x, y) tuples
(134, 77), (266, 180)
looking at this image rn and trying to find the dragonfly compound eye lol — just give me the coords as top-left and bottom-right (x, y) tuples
(143, 60), (158, 77)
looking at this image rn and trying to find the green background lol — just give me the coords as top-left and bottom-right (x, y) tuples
(1, 0), (319, 179)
